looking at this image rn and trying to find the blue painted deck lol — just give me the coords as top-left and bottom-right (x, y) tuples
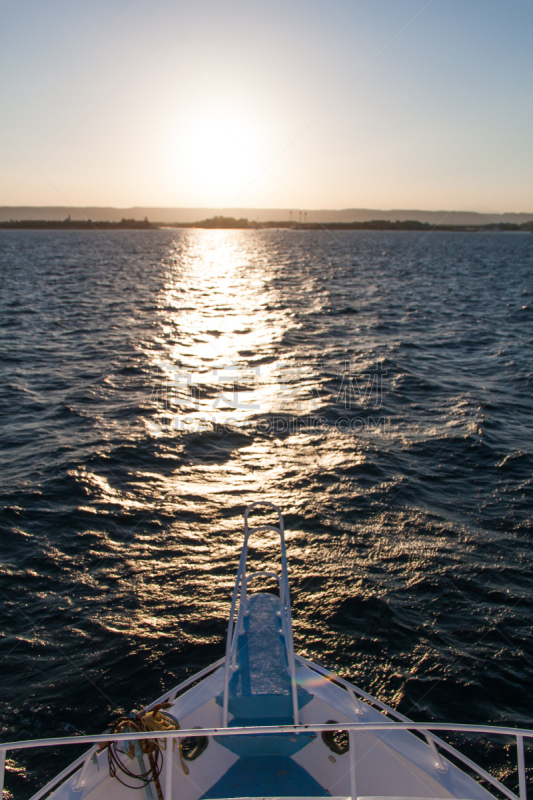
(205, 592), (322, 797)
(201, 756), (327, 799)
(217, 593), (312, 722)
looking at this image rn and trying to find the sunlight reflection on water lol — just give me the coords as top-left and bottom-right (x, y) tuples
(1, 229), (532, 797)
(151, 230), (321, 431)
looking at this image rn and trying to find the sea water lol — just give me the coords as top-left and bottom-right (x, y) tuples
(1, 228), (532, 796)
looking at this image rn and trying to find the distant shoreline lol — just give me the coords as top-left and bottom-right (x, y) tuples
(0, 218), (154, 230)
(2, 206), (533, 226)
(1, 215), (532, 233)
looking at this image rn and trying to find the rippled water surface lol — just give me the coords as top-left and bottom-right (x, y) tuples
(1, 229), (532, 796)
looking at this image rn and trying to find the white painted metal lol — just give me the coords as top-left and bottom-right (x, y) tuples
(239, 572), (281, 638)
(3, 504), (530, 800)
(2, 721), (531, 800)
(347, 684), (366, 717)
(17, 719), (525, 800)
(3, 720), (532, 752)
(296, 656), (452, 778)
(0, 748), (5, 799)
(1, 683), (528, 800)
(72, 748), (96, 792)
(10, 658), (222, 800)
(25, 746), (98, 800)
(349, 731), (357, 800)
(222, 501), (299, 727)
(165, 737), (174, 800)
(517, 734), (527, 800)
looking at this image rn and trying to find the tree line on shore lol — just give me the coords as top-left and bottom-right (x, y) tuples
(0, 217), (154, 229)
(1, 215), (532, 232)
(188, 216), (533, 232)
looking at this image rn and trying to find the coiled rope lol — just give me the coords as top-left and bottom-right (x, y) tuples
(104, 703), (186, 800)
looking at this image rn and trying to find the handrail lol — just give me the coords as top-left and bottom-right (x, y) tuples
(518, 735), (527, 800)
(228, 572), (284, 668)
(4, 502), (526, 800)
(239, 572), (282, 634)
(3, 722), (531, 800)
(222, 502), (299, 727)
(2, 721), (532, 751)
(243, 571), (281, 587)
(15, 658), (226, 800)
(295, 655), (447, 769)
(294, 656), (523, 800)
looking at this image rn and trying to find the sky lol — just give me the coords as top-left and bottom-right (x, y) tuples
(1, 0), (533, 213)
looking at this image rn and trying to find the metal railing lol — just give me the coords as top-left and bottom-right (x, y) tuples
(222, 501), (299, 727)
(295, 655), (528, 800)
(0, 720), (530, 800)
(12, 658), (226, 800)
(4, 502), (528, 800)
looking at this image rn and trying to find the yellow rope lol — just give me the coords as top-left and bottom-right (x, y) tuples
(138, 705), (189, 775)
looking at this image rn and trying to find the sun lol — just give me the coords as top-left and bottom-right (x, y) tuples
(179, 109), (264, 198)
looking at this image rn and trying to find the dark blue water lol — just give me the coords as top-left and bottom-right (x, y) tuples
(1, 229), (532, 797)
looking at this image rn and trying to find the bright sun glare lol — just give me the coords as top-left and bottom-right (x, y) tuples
(181, 111), (263, 197)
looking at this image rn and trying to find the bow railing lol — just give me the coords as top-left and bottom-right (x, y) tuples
(0, 720), (530, 800)
(222, 501), (299, 726)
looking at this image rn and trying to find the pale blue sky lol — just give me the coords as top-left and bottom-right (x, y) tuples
(1, 0), (532, 212)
